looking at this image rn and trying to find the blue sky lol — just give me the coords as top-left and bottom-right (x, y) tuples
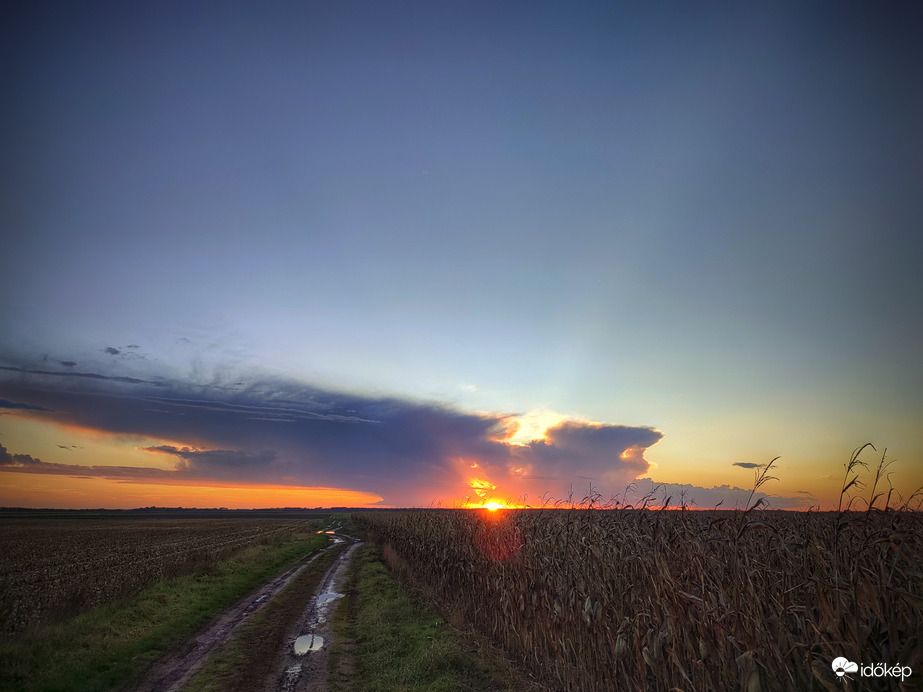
(1, 1), (921, 508)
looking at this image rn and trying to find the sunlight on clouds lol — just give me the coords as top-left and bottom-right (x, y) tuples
(620, 446), (645, 462)
(448, 412), (662, 509)
(505, 410), (569, 445)
(468, 477), (496, 499)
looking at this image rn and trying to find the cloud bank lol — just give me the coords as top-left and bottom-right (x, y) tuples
(0, 355), (664, 506)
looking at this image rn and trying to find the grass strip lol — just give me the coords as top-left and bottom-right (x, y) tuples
(0, 533), (328, 692)
(182, 541), (346, 691)
(329, 542), (529, 692)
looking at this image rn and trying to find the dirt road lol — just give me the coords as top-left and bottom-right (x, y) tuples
(273, 538), (361, 691)
(130, 534), (359, 692)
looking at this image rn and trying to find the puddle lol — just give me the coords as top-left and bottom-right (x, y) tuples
(308, 591), (344, 626)
(316, 592), (343, 607)
(293, 634), (324, 655)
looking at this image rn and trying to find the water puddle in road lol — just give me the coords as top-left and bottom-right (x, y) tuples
(316, 592), (343, 607)
(312, 591), (344, 625)
(293, 634), (324, 655)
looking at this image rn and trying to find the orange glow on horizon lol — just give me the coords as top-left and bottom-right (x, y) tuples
(0, 473), (384, 510)
(459, 498), (526, 510)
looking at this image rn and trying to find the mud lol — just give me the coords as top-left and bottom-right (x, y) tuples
(274, 539), (361, 692)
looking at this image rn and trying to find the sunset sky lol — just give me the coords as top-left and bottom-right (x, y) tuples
(2, 1), (921, 510)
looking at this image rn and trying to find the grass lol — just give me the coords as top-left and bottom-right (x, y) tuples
(329, 542), (530, 692)
(0, 532), (328, 692)
(182, 541), (346, 691)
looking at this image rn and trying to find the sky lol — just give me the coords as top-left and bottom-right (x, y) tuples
(1, 0), (921, 510)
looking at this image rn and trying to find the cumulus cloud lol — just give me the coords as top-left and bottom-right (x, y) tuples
(0, 443), (43, 467)
(465, 421), (665, 504)
(623, 478), (808, 510)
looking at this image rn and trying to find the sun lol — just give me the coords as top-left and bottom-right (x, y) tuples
(484, 501), (504, 511)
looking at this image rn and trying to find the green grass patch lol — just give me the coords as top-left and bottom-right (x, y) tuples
(329, 543), (528, 692)
(0, 533), (328, 692)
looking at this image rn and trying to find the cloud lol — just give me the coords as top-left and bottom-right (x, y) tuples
(0, 360), (812, 509)
(104, 347), (121, 355)
(0, 398), (52, 412)
(143, 445), (279, 481)
(733, 462), (763, 469)
(0, 443), (189, 480)
(623, 478), (809, 510)
(59, 361), (76, 367)
(0, 365), (162, 386)
(0, 358), (665, 506)
(475, 421), (664, 503)
(0, 444), (42, 467)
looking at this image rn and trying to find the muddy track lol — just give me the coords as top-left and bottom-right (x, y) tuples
(129, 541), (336, 692)
(273, 538), (361, 692)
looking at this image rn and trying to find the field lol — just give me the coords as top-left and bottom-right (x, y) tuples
(356, 506), (923, 691)
(0, 514), (321, 636)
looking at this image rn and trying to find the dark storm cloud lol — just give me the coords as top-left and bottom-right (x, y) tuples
(59, 361), (76, 367)
(0, 361), (664, 505)
(104, 347), (120, 355)
(144, 445), (279, 481)
(0, 443), (42, 467)
(0, 365), (162, 386)
(733, 462), (763, 469)
(0, 398), (52, 411)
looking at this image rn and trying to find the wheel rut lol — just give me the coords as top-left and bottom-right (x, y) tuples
(274, 537), (361, 692)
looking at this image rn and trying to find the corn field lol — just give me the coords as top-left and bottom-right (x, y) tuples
(0, 517), (313, 636)
(356, 507), (923, 691)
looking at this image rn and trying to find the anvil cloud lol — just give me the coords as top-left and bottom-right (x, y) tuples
(0, 358), (665, 506)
